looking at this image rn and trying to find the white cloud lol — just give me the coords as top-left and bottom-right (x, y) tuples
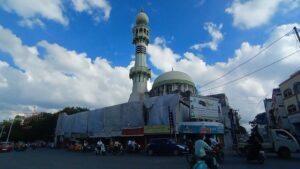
(71, 0), (111, 22)
(226, 0), (300, 29)
(148, 23), (300, 124)
(0, 0), (68, 27)
(0, 25), (132, 120)
(0, 0), (112, 27)
(191, 22), (223, 51)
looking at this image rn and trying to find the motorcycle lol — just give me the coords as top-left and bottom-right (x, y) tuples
(127, 143), (141, 153)
(246, 133), (265, 164)
(95, 144), (106, 156)
(112, 144), (124, 155)
(246, 148), (265, 164)
(212, 144), (224, 164)
(186, 151), (219, 169)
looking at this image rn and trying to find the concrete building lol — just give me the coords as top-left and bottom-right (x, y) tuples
(271, 88), (291, 130)
(128, 10), (151, 102)
(279, 70), (300, 139)
(207, 94), (241, 148)
(264, 98), (273, 127)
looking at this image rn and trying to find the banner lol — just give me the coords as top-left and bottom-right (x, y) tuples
(190, 96), (221, 120)
(144, 125), (170, 134)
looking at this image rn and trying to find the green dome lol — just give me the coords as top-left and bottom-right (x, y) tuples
(153, 71), (195, 88)
(136, 11), (149, 25)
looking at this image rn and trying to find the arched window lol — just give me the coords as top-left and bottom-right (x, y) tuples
(136, 29), (138, 34)
(283, 88), (293, 98)
(139, 28), (143, 32)
(287, 104), (297, 114)
(144, 28), (146, 33)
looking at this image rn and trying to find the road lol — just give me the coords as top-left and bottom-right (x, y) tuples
(0, 149), (299, 169)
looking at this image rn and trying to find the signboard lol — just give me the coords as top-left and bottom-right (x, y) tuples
(178, 122), (224, 134)
(190, 96), (221, 120)
(122, 127), (144, 136)
(144, 125), (170, 134)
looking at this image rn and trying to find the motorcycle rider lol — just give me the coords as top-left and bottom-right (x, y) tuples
(96, 139), (106, 155)
(247, 132), (263, 159)
(194, 135), (214, 169)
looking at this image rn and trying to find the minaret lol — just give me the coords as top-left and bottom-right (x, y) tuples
(128, 10), (151, 102)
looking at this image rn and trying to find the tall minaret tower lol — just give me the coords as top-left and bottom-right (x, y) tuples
(128, 10), (151, 102)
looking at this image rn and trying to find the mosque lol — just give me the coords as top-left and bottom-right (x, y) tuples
(55, 10), (240, 150)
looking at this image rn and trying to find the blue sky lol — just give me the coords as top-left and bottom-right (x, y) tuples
(0, 0), (300, 126)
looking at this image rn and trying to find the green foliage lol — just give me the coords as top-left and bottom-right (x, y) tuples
(0, 107), (89, 142)
(238, 126), (247, 135)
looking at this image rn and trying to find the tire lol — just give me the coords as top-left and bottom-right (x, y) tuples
(278, 147), (291, 159)
(173, 149), (179, 156)
(258, 157), (265, 164)
(147, 149), (153, 156)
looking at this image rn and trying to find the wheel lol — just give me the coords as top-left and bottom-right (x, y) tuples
(173, 149), (179, 156)
(147, 149), (153, 156)
(258, 157), (265, 164)
(278, 147), (291, 159)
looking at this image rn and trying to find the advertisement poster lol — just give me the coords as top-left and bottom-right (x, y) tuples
(190, 96), (221, 120)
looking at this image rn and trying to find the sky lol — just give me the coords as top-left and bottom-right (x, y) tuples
(0, 0), (300, 128)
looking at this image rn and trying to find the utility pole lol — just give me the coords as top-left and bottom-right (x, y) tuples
(294, 27), (300, 44)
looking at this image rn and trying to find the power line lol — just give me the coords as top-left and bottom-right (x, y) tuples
(201, 29), (294, 88)
(201, 50), (300, 93)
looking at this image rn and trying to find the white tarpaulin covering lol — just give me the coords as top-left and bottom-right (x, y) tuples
(55, 102), (145, 138)
(144, 94), (179, 125)
(55, 95), (180, 138)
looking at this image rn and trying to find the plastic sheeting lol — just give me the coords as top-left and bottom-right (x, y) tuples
(55, 113), (67, 136)
(144, 94), (179, 125)
(55, 94), (180, 138)
(55, 101), (145, 138)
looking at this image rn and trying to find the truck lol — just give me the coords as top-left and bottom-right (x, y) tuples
(237, 129), (300, 158)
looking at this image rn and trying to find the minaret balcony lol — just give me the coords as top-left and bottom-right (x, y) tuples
(129, 66), (151, 79)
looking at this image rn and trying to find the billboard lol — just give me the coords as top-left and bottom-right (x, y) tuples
(190, 96), (221, 120)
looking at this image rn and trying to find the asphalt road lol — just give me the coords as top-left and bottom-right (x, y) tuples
(0, 149), (299, 169)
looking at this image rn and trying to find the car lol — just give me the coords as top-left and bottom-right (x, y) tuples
(146, 138), (189, 156)
(0, 142), (13, 152)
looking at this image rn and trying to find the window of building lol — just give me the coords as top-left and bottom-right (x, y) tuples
(283, 88), (293, 98)
(287, 104), (297, 114)
(293, 82), (300, 94)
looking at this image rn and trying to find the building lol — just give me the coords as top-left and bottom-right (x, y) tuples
(264, 98), (273, 127)
(207, 94), (241, 148)
(271, 88), (290, 130)
(128, 10), (151, 102)
(279, 70), (300, 139)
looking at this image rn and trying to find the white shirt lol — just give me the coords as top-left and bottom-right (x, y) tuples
(194, 139), (212, 158)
